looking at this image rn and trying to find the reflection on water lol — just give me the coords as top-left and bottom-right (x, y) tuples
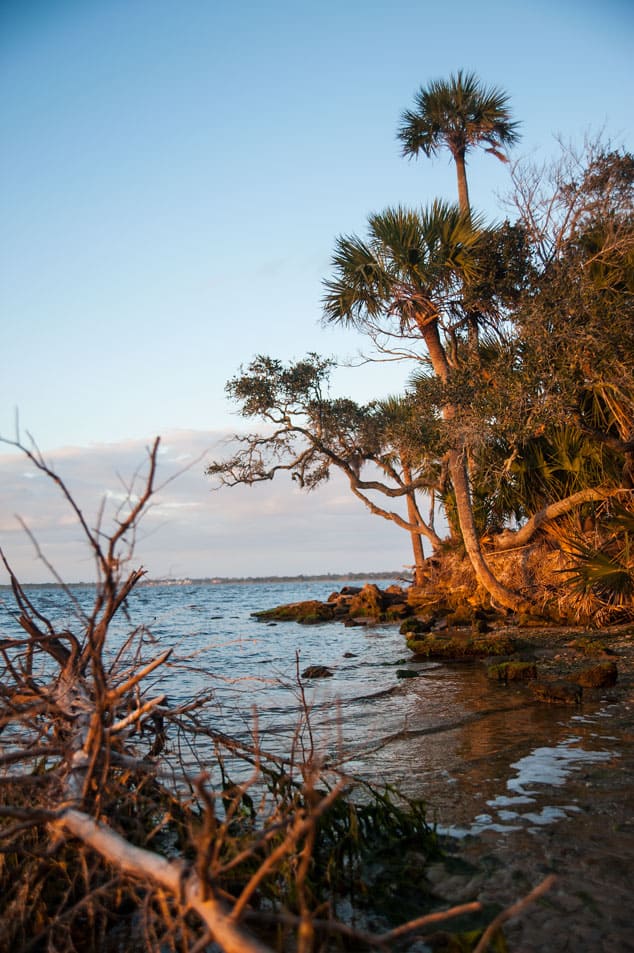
(324, 663), (623, 839)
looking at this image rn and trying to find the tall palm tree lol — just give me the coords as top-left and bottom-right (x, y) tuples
(398, 70), (520, 214)
(323, 202), (527, 611)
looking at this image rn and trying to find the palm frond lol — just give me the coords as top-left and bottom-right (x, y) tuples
(397, 70), (520, 162)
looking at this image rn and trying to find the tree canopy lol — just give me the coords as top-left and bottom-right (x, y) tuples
(211, 75), (634, 621)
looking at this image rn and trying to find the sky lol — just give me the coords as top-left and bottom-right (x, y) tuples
(1, 0), (632, 583)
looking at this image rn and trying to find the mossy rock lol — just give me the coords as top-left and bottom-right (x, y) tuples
(575, 661), (618, 688)
(253, 600), (336, 624)
(406, 635), (517, 660)
(470, 636), (517, 656)
(570, 637), (610, 657)
(532, 680), (582, 704)
(487, 661), (537, 683)
(400, 617), (434, 636)
(396, 669), (420, 679)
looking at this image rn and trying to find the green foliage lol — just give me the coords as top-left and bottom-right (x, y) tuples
(323, 201), (484, 332)
(558, 504), (634, 621)
(503, 428), (622, 518)
(226, 352), (336, 419)
(397, 70), (520, 164)
(311, 782), (441, 922)
(462, 221), (533, 318)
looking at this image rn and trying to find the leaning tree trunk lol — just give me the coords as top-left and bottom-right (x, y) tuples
(448, 449), (528, 611)
(419, 320), (527, 612)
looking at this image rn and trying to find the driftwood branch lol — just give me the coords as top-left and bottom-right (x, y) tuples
(56, 809), (274, 953)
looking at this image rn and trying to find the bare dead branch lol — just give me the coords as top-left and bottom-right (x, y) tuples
(56, 808), (275, 953)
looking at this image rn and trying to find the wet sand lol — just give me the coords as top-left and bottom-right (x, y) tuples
(403, 626), (634, 952)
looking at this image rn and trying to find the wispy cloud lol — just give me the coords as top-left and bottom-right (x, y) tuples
(0, 430), (411, 584)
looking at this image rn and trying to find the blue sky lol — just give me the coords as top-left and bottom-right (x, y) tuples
(1, 0), (632, 582)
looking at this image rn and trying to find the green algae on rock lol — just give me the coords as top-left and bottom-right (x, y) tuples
(487, 660), (538, 682)
(253, 599), (337, 624)
(406, 634), (518, 660)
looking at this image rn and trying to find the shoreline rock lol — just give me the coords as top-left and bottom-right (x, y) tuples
(252, 584), (633, 703)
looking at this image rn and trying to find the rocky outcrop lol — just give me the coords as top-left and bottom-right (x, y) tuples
(253, 583), (517, 632)
(487, 660), (538, 682)
(405, 634), (518, 660)
(254, 584), (412, 625)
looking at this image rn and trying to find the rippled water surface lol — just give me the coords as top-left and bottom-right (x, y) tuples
(1, 580), (625, 832)
(4, 580), (632, 949)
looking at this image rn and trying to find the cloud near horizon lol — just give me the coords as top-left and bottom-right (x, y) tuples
(0, 430), (416, 585)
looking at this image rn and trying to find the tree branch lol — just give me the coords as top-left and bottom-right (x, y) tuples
(56, 809), (275, 953)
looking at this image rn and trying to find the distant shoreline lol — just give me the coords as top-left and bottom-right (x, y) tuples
(1, 571), (411, 590)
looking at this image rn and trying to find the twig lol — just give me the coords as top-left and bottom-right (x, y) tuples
(472, 874), (557, 953)
(109, 694), (166, 734)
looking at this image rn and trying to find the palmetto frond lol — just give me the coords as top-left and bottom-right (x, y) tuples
(563, 537), (634, 605)
(323, 202), (483, 331)
(323, 233), (394, 324)
(398, 70), (520, 162)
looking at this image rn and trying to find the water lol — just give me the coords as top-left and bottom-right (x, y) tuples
(0, 579), (623, 829)
(4, 580), (632, 949)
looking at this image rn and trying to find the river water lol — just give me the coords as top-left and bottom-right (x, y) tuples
(2, 580), (633, 950)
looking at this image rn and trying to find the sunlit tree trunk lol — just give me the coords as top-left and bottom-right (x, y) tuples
(454, 149), (471, 216)
(418, 320), (527, 611)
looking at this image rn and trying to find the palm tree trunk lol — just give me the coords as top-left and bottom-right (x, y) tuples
(421, 320), (451, 378)
(419, 320), (527, 611)
(454, 150), (471, 215)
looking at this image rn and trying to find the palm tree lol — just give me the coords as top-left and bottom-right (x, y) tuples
(398, 70), (520, 214)
(323, 202), (527, 611)
(325, 200), (481, 372)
